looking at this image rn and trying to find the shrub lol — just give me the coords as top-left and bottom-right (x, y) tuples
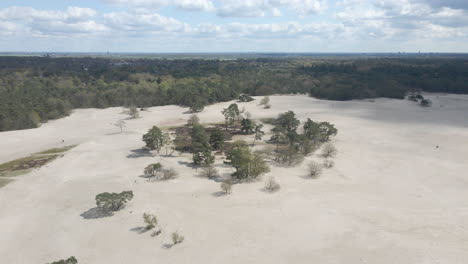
(420, 98), (432, 107)
(239, 94), (254, 102)
(323, 159), (334, 168)
(95, 191), (133, 212)
(144, 163), (163, 179)
(321, 143), (337, 158)
(187, 114), (200, 126)
(308, 161), (322, 178)
(161, 168), (178, 180)
(143, 213), (158, 230)
(129, 105), (139, 119)
(200, 164), (219, 178)
(172, 232), (185, 245)
(48, 256), (77, 264)
(220, 182), (232, 194)
(264, 176), (280, 192)
(259, 96), (270, 107)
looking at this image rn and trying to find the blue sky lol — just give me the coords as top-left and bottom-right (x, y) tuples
(0, 0), (467, 52)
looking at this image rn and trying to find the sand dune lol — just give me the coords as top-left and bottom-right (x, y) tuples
(0, 94), (467, 264)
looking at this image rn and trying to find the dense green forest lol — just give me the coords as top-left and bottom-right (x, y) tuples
(0, 55), (467, 131)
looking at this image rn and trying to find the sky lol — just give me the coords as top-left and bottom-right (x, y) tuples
(0, 0), (467, 53)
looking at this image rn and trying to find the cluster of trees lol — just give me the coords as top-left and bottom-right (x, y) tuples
(1, 56), (467, 131)
(268, 111), (338, 165)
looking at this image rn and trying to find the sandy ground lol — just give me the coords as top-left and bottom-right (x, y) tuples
(0, 94), (467, 264)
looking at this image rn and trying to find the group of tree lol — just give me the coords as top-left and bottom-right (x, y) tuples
(269, 111), (338, 165)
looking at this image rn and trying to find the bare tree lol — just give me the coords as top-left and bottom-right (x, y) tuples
(113, 119), (126, 133)
(264, 176), (280, 192)
(321, 143), (337, 158)
(200, 164), (219, 178)
(220, 182), (232, 194)
(308, 161), (322, 178)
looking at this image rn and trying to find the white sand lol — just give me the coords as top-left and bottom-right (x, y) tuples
(0, 94), (467, 264)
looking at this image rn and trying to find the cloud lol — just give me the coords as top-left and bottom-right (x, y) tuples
(216, 0), (326, 17)
(0, 6), (105, 36)
(103, 11), (189, 33)
(105, 0), (214, 11)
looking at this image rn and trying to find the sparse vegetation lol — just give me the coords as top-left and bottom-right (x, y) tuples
(143, 213), (158, 230)
(34, 145), (77, 155)
(321, 143), (337, 158)
(323, 159), (334, 168)
(259, 96), (270, 108)
(95, 191), (134, 212)
(200, 164), (219, 178)
(220, 182), (232, 194)
(172, 232), (185, 245)
(47, 256), (78, 264)
(308, 161), (322, 178)
(187, 114), (200, 126)
(129, 105), (139, 119)
(239, 94), (254, 102)
(114, 119), (126, 133)
(144, 163), (178, 181)
(264, 176), (280, 192)
(420, 98), (432, 107)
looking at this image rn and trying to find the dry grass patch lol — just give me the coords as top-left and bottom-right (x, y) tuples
(0, 145), (76, 178)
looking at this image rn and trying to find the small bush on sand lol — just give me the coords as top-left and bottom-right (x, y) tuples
(200, 164), (219, 178)
(144, 163), (163, 179)
(95, 191), (133, 212)
(420, 98), (432, 107)
(220, 182), (232, 194)
(259, 96), (270, 108)
(172, 232), (185, 245)
(187, 114), (200, 126)
(308, 161), (322, 178)
(264, 176), (280, 193)
(323, 159), (334, 168)
(161, 168), (178, 180)
(143, 213), (158, 230)
(129, 105), (139, 119)
(321, 143), (337, 158)
(48, 256), (77, 264)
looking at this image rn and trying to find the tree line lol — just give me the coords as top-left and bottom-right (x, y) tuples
(1, 56), (467, 131)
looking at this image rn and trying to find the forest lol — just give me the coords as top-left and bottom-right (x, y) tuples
(0, 55), (467, 131)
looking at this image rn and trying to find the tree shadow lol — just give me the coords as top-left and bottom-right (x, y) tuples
(130, 226), (149, 234)
(177, 161), (198, 168)
(80, 207), (113, 219)
(127, 148), (153, 158)
(211, 191), (228, 197)
(162, 243), (174, 249)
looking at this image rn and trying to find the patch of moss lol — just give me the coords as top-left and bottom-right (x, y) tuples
(0, 178), (13, 188)
(35, 145), (77, 155)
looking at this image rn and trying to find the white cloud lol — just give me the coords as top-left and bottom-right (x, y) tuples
(105, 0), (214, 11)
(103, 11), (189, 33)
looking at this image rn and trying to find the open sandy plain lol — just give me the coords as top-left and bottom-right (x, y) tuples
(0, 94), (467, 263)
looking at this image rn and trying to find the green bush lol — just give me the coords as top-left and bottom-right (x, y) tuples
(95, 191), (134, 212)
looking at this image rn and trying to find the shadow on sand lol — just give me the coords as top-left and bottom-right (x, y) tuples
(80, 207), (113, 219)
(127, 148), (153, 158)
